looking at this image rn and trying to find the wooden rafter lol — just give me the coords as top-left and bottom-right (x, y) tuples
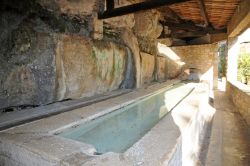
(161, 21), (204, 31)
(159, 28), (226, 39)
(98, 0), (191, 19)
(197, 0), (210, 27)
(157, 6), (184, 23)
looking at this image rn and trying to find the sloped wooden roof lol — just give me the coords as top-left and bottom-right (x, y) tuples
(169, 0), (241, 29)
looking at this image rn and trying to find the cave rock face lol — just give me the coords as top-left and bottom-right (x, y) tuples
(0, 0), (170, 110)
(134, 10), (163, 39)
(55, 35), (128, 100)
(0, 26), (129, 109)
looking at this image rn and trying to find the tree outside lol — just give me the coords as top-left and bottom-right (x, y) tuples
(237, 42), (250, 85)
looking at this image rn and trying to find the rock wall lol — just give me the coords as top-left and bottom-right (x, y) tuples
(0, 0), (167, 110)
(0, 0), (219, 109)
(141, 52), (155, 84)
(157, 56), (166, 81)
(134, 9), (163, 39)
(0, 0), (217, 110)
(157, 43), (184, 79)
(55, 35), (129, 100)
(0, 29), (130, 109)
(0, 26), (57, 109)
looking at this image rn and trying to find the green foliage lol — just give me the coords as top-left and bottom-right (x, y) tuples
(219, 57), (226, 77)
(218, 43), (227, 77)
(238, 53), (250, 84)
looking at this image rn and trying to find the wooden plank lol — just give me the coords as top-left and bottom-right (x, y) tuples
(159, 28), (226, 39)
(98, 0), (191, 19)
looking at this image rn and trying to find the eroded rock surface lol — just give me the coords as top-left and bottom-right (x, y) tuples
(55, 35), (128, 100)
(0, 25), (56, 109)
(157, 56), (166, 81)
(141, 52), (155, 84)
(0, 0), (171, 110)
(134, 10), (163, 39)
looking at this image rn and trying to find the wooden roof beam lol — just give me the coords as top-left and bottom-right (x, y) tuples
(98, 0), (191, 19)
(197, 0), (210, 27)
(158, 6), (185, 23)
(161, 21), (204, 31)
(159, 28), (226, 39)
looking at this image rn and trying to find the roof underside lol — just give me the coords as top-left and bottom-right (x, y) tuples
(99, 0), (242, 45)
(169, 0), (240, 29)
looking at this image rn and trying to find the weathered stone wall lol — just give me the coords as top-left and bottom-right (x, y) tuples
(226, 81), (250, 125)
(157, 43), (184, 79)
(139, 42), (217, 85)
(157, 56), (166, 81)
(134, 9), (163, 39)
(171, 44), (217, 74)
(55, 35), (129, 100)
(0, 0), (168, 110)
(155, 43), (217, 82)
(0, 30), (130, 109)
(0, 0), (218, 110)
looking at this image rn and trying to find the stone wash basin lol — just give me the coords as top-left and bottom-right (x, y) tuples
(0, 80), (215, 166)
(57, 83), (189, 154)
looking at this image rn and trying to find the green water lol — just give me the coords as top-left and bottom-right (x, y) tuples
(59, 83), (193, 153)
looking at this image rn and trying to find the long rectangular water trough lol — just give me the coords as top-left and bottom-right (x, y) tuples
(58, 83), (194, 154)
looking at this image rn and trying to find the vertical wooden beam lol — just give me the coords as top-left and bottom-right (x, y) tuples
(197, 0), (209, 27)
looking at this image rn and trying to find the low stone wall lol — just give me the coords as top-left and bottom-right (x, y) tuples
(226, 81), (250, 125)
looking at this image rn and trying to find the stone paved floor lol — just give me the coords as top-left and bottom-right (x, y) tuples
(206, 89), (250, 166)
